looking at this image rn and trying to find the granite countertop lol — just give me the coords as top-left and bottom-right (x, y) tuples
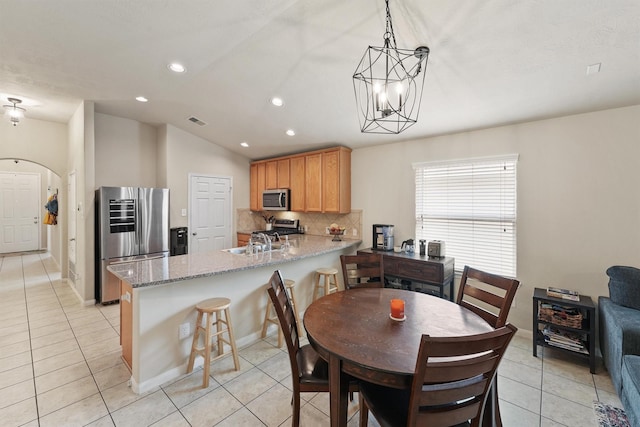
(107, 234), (361, 289)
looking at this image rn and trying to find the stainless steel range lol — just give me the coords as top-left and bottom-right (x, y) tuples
(254, 218), (300, 237)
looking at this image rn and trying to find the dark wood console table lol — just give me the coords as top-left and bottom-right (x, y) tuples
(357, 248), (455, 301)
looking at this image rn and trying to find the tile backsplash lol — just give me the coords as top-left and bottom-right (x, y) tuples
(237, 209), (362, 239)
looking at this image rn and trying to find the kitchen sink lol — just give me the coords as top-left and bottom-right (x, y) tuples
(223, 247), (249, 255)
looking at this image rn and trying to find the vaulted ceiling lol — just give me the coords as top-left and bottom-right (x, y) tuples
(1, 0), (639, 160)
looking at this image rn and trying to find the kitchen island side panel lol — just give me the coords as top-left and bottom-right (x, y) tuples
(130, 249), (354, 393)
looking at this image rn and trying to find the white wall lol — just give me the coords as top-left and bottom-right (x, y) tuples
(95, 113), (158, 188)
(351, 105), (640, 330)
(0, 116), (68, 176)
(0, 116), (68, 269)
(159, 124), (251, 229)
(67, 101), (96, 303)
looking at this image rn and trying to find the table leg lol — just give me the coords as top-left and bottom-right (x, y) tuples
(328, 353), (348, 427)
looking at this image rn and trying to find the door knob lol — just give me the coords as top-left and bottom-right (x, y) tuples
(192, 232), (197, 236)
(33, 221), (37, 224)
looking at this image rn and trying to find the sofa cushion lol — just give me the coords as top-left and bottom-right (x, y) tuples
(606, 266), (640, 310)
(620, 355), (640, 427)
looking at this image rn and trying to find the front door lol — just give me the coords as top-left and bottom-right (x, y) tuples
(0, 172), (40, 253)
(189, 175), (232, 253)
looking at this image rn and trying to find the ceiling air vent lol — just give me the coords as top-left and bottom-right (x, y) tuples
(188, 116), (207, 126)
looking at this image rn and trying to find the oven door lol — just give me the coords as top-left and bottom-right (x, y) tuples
(262, 189), (290, 211)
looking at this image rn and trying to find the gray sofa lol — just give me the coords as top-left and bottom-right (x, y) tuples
(599, 265), (640, 426)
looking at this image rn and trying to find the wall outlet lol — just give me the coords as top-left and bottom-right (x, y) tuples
(352, 228), (358, 236)
(179, 322), (190, 339)
(325, 227), (330, 234)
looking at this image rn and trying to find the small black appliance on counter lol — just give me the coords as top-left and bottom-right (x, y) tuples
(372, 224), (394, 251)
(170, 227), (188, 256)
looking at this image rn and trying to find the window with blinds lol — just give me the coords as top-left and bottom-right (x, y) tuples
(414, 155), (518, 277)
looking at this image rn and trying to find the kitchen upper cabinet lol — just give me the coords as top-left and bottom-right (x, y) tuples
(322, 148), (351, 213)
(290, 156), (305, 211)
(277, 159), (290, 188)
(305, 153), (323, 212)
(264, 159), (291, 190)
(250, 164), (259, 211)
(250, 146), (351, 213)
(265, 161), (278, 189)
(250, 163), (266, 211)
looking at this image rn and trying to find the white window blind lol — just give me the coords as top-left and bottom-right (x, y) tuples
(414, 155), (518, 277)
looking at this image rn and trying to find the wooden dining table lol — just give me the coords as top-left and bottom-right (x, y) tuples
(303, 287), (497, 427)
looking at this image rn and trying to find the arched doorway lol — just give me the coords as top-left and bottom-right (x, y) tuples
(0, 159), (64, 265)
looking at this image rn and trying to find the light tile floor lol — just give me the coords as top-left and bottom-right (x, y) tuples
(0, 252), (624, 426)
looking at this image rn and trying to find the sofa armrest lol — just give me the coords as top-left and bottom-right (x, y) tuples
(599, 296), (640, 393)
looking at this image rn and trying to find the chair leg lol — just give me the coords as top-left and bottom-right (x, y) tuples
(292, 391), (301, 427)
(224, 308), (241, 371)
(201, 312), (213, 388)
(313, 272), (321, 301)
(359, 393), (369, 427)
(186, 311), (203, 373)
(261, 298), (271, 338)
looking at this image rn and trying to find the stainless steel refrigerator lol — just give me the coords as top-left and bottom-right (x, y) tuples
(96, 186), (170, 303)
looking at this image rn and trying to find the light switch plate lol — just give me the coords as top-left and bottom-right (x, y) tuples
(181, 208), (187, 217)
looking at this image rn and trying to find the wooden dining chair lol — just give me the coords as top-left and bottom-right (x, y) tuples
(456, 266), (520, 329)
(340, 253), (385, 290)
(266, 270), (358, 427)
(359, 324), (517, 427)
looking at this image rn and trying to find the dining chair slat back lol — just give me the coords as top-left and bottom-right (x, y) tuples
(359, 324), (517, 427)
(456, 265), (520, 328)
(267, 270), (358, 427)
(340, 253), (385, 290)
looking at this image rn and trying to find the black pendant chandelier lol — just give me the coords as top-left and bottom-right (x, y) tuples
(353, 0), (429, 134)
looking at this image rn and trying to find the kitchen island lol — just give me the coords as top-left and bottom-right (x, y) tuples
(107, 234), (361, 393)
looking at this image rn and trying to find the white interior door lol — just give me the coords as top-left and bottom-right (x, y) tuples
(0, 172), (40, 253)
(189, 175), (232, 253)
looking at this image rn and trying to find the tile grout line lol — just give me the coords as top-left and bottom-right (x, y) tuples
(18, 254), (42, 427)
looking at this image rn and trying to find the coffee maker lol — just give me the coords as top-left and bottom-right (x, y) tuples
(372, 224), (394, 251)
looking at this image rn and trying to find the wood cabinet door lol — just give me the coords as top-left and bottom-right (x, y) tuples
(265, 161), (278, 189)
(237, 232), (251, 247)
(290, 156), (305, 211)
(305, 153), (323, 212)
(250, 163), (259, 211)
(120, 280), (133, 371)
(277, 158), (290, 188)
(256, 163), (266, 210)
(322, 150), (340, 212)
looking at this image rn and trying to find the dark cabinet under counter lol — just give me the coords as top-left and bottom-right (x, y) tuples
(357, 248), (455, 301)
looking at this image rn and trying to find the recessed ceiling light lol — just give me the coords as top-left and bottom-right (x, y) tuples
(168, 63), (186, 73)
(286, 129), (295, 136)
(135, 96), (148, 102)
(271, 97), (284, 107)
(240, 142), (249, 147)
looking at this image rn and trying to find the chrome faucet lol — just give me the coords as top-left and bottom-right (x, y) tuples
(251, 232), (272, 252)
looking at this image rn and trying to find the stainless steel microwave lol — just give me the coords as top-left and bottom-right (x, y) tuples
(262, 189), (290, 211)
